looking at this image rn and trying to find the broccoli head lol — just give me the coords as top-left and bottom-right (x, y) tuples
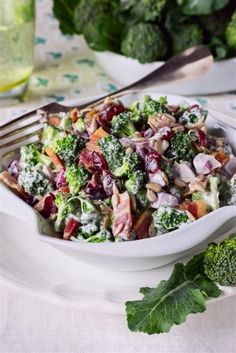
(179, 107), (207, 126)
(111, 111), (136, 137)
(226, 11), (236, 50)
(65, 165), (89, 195)
(125, 170), (145, 195)
(20, 144), (51, 169)
(172, 23), (203, 54)
(74, 0), (121, 51)
(41, 125), (62, 148)
(98, 135), (125, 174)
(136, 189), (150, 208)
(153, 206), (190, 232)
(204, 236), (236, 286)
(55, 194), (80, 232)
(192, 176), (220, 211)
(166, 132), (196, 162)
(53, 134), (84, 165)
(18, 168), (52, 197)
(129, 95), (167, 125)
(113, 151), (140, 177)
(121, 23), (167, 63)
(74, 117), (86, 133)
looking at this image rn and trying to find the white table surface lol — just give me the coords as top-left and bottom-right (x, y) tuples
(0, 283), (236, 353)
(1, 0), (236, 351)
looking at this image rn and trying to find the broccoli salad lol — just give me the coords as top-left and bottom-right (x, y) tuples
(1, 95), (236, 243)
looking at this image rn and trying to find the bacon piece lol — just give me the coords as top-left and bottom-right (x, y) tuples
(213, 151), (229, 166)
(0, 171), (27, 198)
(70, 108), (78, 123)
(180, 199), (207, 219)
(45, 146), (64, 170)
(48, 115), (61, 127)
(133, 210), (152, 239)
(112, 186), (133, 240)
(63, 218), (80, 240)
(86, 127), (109, 152)
(34, 193), (57, 219)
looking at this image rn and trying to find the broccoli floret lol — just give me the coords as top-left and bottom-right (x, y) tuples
(41, 125), (62, 147)
(74, 0), (121, 51)
(226, 11), (236, 50)
(179, 107), (207, 126)
(55, 194), (80, 232)
(53, 134), (84, 165)
(121, 23), (167, 63)
(125, 170), (145, 195)
(129, 95), (167, 125)
(136, 189), (150, 208)
(86, 226), (112, 243)
(74, 117), (86, 133)
(65, 165), (89, 195)
(18, 168), (52, 197)
(58, 112), (72, 131)
(98, 135), (125, 174)
(192, 176), (220, 211)
(204, 236), (236, 286)
(113, 152), (140, 177)
(20, 144), (51, 169)
(166, 132), (196, 163)
(171, 23), (203, 54)
(121, 0), (167, 22)
(153, 206), (190, 232)
(111, 112), (136, 137)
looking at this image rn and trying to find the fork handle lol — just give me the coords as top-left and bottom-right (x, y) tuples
(75, 45), (213, 110)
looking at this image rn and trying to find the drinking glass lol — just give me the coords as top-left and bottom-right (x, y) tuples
(0, 0), (35, 102)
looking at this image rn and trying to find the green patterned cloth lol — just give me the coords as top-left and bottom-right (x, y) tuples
(0, 0), (235, 121)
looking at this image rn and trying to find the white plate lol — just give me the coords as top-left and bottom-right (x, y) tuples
(95, 51), (236, 95)
(0, 210), (235, 313)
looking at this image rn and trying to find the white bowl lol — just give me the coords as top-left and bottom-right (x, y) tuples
(95, 51), (236, 95)
(1, 92), (236, 271)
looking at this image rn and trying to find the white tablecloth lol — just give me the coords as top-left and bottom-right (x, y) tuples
(0, 283), (236, 353)
(1, 0), (236, 351)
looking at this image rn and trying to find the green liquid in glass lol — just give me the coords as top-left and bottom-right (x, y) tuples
(0, 0), (35, 95)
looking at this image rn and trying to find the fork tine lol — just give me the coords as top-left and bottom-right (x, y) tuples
(0, 126), (43, 149)
(0, 117), (45, 140)
(1, 135), (41, 160)
(0, 102), (67, 132)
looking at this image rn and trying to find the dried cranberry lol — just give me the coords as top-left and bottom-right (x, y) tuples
(196, 129), (207, 147)
(92, 151), (109, 173)
(98, 101), (125, 127)
(79, 148), (108, 174)
(34, 193), (57, 218)
(64, 218), (80, 240)
(85, 173), (106, 200)
(161, 129), (174, 141)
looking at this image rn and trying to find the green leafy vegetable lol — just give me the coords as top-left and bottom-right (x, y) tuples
(53, 0), (79, 34)
(126, 263), (207, 334)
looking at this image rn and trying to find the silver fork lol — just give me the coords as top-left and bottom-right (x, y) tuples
(0, 45), (213, 161)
